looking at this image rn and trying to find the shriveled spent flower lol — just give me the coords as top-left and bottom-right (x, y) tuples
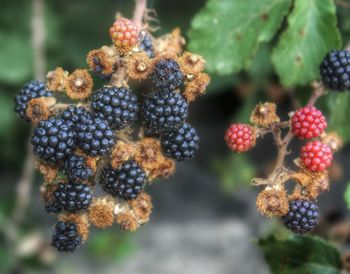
(115, 212), (139, 232)
(179, 52), (205, 76)
(126, 51), (153, 80)
(46, 67), (68, 92)
(183, 73), (210, 102)
(65, 69), (93, 100)
(128, 193), (152, 224)
(88, 197), (115, 229)
(35, 162), (58, 183)
(250, 102), (280, 127)
(26, 97), (56, 124)
(111, 141), (135, 169)
(87, 48), (115, 77)
(256, 187), (289, 217)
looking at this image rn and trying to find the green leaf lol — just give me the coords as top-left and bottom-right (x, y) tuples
(321, 91), (350, 142)
(258, 234), (342, 274)
(272, 0), (341, 87)
(344, 183), (350, 210)
(0, 34), (33, 84)
(188, 0), (292, 75)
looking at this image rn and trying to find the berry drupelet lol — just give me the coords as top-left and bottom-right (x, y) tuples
(51, 221), (82, 252)
(100, 160), (147, 200)
(151, 59), (184, 92)
(91, 86), (139, 130)
(320, 49), (350, 91)
(291, 106), (327, 139)
(142, 90), (188, 133)
(282, 199), (319, 234)
(31, 116), (76, 166)
(140, 34), (154, 58)
(15, 80), (52, 122)
(300, 141), (333, 172)
(63, 154), (93, 182)
(224, 123), (256, 153)
(161, 123), (200, 161)
(60, 106), (93, 129)
(76, 116), (115, 157)
(49, 181), (93, 213)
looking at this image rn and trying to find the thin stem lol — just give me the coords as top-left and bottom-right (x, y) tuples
(133, 0), (147, 30)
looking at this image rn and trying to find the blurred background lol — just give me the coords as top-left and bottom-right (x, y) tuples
(1, 0), (350, 273)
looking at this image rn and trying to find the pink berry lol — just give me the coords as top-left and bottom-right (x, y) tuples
(224, 123), (255, 153)
(291, 106), (327, 139)
(300, 141), (333, 172)
(109, 18), (139, 50)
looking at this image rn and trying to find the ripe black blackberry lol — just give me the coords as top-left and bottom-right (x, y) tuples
(142, 90), (188, 133)
(49, 181), (93, 213)
(320, 49), (350, 91)
(100, 160), (147, 200)
(31, 116), (76, 165)
(91, 86), (139, 130)
(282, 199), (319, 234)
(60, 106), (93, 129)
(63, 154), (93, 182)
(14, 80), (52, 122)
(76, 116), (115, 156)
(51, 221), (82, 252)
(151, 59), (184, 92)
(140, 34), (154, 58)
(161, 123), (200, 161)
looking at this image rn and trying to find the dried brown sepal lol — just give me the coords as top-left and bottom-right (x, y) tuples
(183, 73), (210, 102)
(250, 102), (280, 127)
(87, 48), (116, 77)
(126, 51), (153, 80)
(149, 158), (176, 181)
(88, 197), (115, 229)
(26, 97), (56, 124)
(307, 173), (330, 199)
(135, 138), (175, 180)
(59, 213), (90, 241)
(154, 28), (185, 56)
(35, 161), (58, 183)
(115, 212), (139, 232)
(111, 141), (136, 169)
(128, 193), (152, 224)
(40, 182), (58, 205)
(256, 187), (289, 217)
(65, 69), (93, 100)
(179, 52), (205, 76)
(46, 67), (68, 92)
(321, 132), (343, 152)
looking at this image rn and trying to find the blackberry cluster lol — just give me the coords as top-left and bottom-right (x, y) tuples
(48, 182), (93, 213)
(151, 59), (184, 92)
(91, 86), (138, 130)
(282, 199), (319, 234)
(31, 116), (76, 166)
(51, 221), (82, 252)
(76, 116), (115, 156)
(140, 34), (154, 58)
(100, 161), (147, 200)
(161, 123), (200, 161)
(15, 80), (52, 122)
(142, 90), (188, 133)
(320, 49), (350, 91)
(63, 154), (93, 182)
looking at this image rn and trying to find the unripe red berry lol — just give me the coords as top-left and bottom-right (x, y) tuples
(109, 18), (139, 52)
(291, 106), (327, 139)
(225, 123), (256, 153)
(300, 141), (333, 172)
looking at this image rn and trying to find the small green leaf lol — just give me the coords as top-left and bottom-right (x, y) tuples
(188, 0), (292, 75)
(272, 0), (341, 86)
(258, 234), (342, 274)
(344, 183), (350, 210)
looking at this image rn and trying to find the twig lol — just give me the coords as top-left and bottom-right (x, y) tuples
(132, 0), (147, 30)
(252, 81), (326, 186)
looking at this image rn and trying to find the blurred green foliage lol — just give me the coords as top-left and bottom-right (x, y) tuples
(258, 234), (342, 274)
